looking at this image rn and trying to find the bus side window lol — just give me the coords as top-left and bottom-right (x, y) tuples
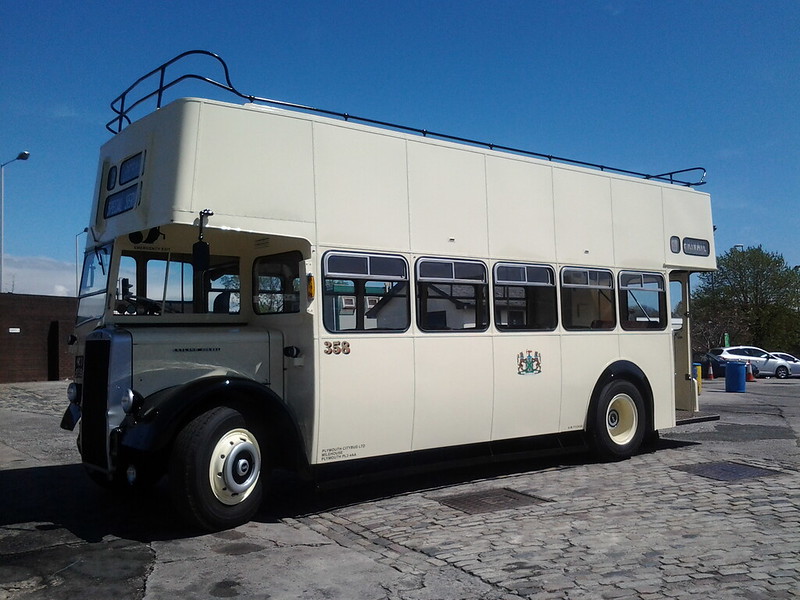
(322, 251), (409, 333)
(253, 251), (303, 314)
(561, 268), (616, 330)
(417, 258), (489, 332)
(205, 264), (240, 314)
(619, 271), (667, 330)
(494, 263), (557, 331)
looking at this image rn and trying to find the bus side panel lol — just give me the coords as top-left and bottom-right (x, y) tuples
(315, 336), (414, 463)
(618, 332), (675, 429)
(412, 336), (493, 451)
(559, 334), (620, 431)
(486, 156), (556, 262)
(662, 188), (716, 271)
(194, 103), (317, 224)
(313, 123), (411, 253)
(611, 179), (665, 270)
(491, 335), (562, 440)
(553, 170), (614, 267)
(407, 141), (489, 258)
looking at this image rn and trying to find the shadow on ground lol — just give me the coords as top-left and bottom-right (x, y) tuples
(0, 437), (695, 544)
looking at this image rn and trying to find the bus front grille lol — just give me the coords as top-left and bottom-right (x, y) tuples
(81, 339), (111, 470)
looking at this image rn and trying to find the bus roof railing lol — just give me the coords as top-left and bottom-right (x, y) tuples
(107, 50), (707, 188)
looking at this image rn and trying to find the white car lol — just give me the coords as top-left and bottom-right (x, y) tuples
(770, 352), (800, 377)
(708, 346), (792, 379)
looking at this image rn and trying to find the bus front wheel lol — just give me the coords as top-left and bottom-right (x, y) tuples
(169, 406), (264, 531)
(590, 380), (645, 460)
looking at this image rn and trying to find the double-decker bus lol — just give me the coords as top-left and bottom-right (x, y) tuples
(62, 51), (716, 531)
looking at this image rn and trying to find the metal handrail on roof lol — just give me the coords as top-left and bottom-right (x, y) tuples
(107, 50), (706, 187)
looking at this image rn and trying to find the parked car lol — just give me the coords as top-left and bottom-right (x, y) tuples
(708, 346), (791, 379)
(697, 352), (758, 378)
(770, 352), (800, 376)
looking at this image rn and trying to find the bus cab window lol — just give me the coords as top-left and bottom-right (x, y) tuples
(115, 250), (239, 315)
(253, 251), (302, 314)
(205, 264), (240, 314)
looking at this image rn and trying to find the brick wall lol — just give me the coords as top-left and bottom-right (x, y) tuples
(0, 294), (77, 383)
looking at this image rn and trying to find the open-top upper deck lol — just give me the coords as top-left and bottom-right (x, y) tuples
(89, 51), (715, 273)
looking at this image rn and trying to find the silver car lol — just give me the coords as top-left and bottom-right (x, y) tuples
(770, 352), (800, 377)
(708, 346), (792, 379)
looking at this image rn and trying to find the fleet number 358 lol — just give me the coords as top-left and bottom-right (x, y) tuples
(323, 341), (351, 355)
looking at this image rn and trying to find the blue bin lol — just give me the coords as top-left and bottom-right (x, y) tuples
(725, 361), (746, 392)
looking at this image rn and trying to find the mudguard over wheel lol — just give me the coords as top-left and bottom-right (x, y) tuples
(169, 407), (264, 531)
(590, 379), (646, 460)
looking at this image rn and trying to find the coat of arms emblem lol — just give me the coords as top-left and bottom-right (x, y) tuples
(517, 350), (542, 375)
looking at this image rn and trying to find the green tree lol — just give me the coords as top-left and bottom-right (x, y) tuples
(692, 246), (800, 353)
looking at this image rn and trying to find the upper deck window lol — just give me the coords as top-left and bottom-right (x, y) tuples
(119, 152), (144, 185)
(103, 151), (145, 218)
(106, 166), (117, 191)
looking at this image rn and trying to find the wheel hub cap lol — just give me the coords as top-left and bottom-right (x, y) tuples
(606, 394), (638, 446)
(209, 429), (261, 505)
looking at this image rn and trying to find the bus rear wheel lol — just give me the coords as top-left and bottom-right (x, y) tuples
(169, 407), (264, 531)
(591, 380), (646, 460)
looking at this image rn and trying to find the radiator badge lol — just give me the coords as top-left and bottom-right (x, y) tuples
(173, 347), (221, 353)
(517, 350), (542, 375)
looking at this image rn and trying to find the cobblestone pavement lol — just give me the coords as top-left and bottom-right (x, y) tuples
(283, 380), (800, 600)
(288, 448), (800, 599)
(1, 379), (799, 599)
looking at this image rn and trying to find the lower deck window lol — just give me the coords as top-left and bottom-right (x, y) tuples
(561, 267), (616, 330)
(323, 252), (409, 332)
(494, 263), (557, 330)
(619, 271), (667, 330)
(417, 258), (489, 332)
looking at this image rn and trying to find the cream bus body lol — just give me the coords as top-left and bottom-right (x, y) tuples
(67, 95), (715, 530)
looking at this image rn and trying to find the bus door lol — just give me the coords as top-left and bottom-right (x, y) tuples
(670, 271), (698, 412)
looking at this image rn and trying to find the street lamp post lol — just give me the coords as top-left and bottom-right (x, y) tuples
(0, 151), (31, 293)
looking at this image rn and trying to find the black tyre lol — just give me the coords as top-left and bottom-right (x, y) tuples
(169, 407), (264, 531)
(775, 366), (789, 380)
(590, 379), (646, 460)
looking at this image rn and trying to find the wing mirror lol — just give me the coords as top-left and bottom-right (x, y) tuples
(192, 209), (214, 271)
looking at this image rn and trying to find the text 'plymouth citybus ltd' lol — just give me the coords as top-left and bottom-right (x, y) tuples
(62, 51), (716, 531)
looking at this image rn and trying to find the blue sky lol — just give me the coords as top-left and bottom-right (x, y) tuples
(1, 1), (798, 295)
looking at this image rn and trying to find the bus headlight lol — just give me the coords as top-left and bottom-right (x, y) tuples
(67, 382), (81, 404)
(121, 389), (136, 414)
